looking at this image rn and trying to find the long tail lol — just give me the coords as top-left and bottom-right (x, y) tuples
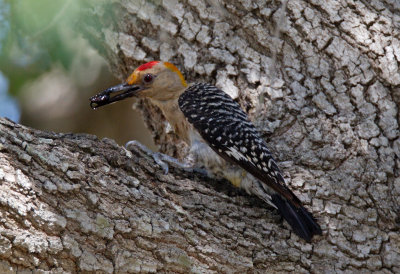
(271, 194), (322, 242)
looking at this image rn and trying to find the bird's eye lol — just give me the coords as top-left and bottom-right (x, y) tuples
(143, 74), (154, 83)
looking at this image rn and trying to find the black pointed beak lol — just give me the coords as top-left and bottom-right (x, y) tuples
(89, 83), (144, 109)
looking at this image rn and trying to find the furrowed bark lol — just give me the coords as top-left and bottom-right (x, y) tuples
(1, 0), (399, 272)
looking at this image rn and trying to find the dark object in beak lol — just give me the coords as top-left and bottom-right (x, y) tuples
(90, 83), (143, 109)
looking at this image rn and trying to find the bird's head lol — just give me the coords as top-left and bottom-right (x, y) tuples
(90, 61), (187, 109)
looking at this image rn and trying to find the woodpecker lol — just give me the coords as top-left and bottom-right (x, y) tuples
(90, 61), (322, 242)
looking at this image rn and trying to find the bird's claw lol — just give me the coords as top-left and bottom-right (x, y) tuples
(152, 152), (170, 175)
(125, 140), (169, 174)
(125, 140), (192, 175)
(152, 152), (194, 175)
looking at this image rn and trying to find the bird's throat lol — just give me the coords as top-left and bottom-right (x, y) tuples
(152, 98), (192, 145)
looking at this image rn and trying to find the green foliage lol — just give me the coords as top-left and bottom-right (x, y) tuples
(0, 0), (82, 94)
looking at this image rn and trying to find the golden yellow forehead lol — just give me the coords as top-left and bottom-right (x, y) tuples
(126, 71), (138, 85)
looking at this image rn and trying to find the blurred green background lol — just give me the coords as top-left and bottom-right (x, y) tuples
(0, 0), (155, 149)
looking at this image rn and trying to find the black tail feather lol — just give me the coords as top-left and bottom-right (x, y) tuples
(271, 194), (322, 242)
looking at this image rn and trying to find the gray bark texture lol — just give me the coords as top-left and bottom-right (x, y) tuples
(1, 0), (400, 273)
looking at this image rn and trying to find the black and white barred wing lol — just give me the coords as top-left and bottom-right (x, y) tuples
(178, 83), (300, 205)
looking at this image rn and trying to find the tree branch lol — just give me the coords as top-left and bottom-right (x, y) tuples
(1, 118), (316, 272)
(1, 0), (399, 272)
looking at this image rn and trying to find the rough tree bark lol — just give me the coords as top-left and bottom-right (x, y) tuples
(1, 0), (399, 272)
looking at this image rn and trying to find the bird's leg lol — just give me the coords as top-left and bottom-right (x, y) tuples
(125, 140), (206, 175)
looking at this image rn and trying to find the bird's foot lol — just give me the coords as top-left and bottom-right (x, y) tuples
(125, 140), (205, 175)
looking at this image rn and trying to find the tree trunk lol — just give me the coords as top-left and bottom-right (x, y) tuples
(1, 0), (400, 272)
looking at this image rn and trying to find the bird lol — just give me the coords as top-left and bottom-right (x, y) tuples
(90, 61), (322, 242)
